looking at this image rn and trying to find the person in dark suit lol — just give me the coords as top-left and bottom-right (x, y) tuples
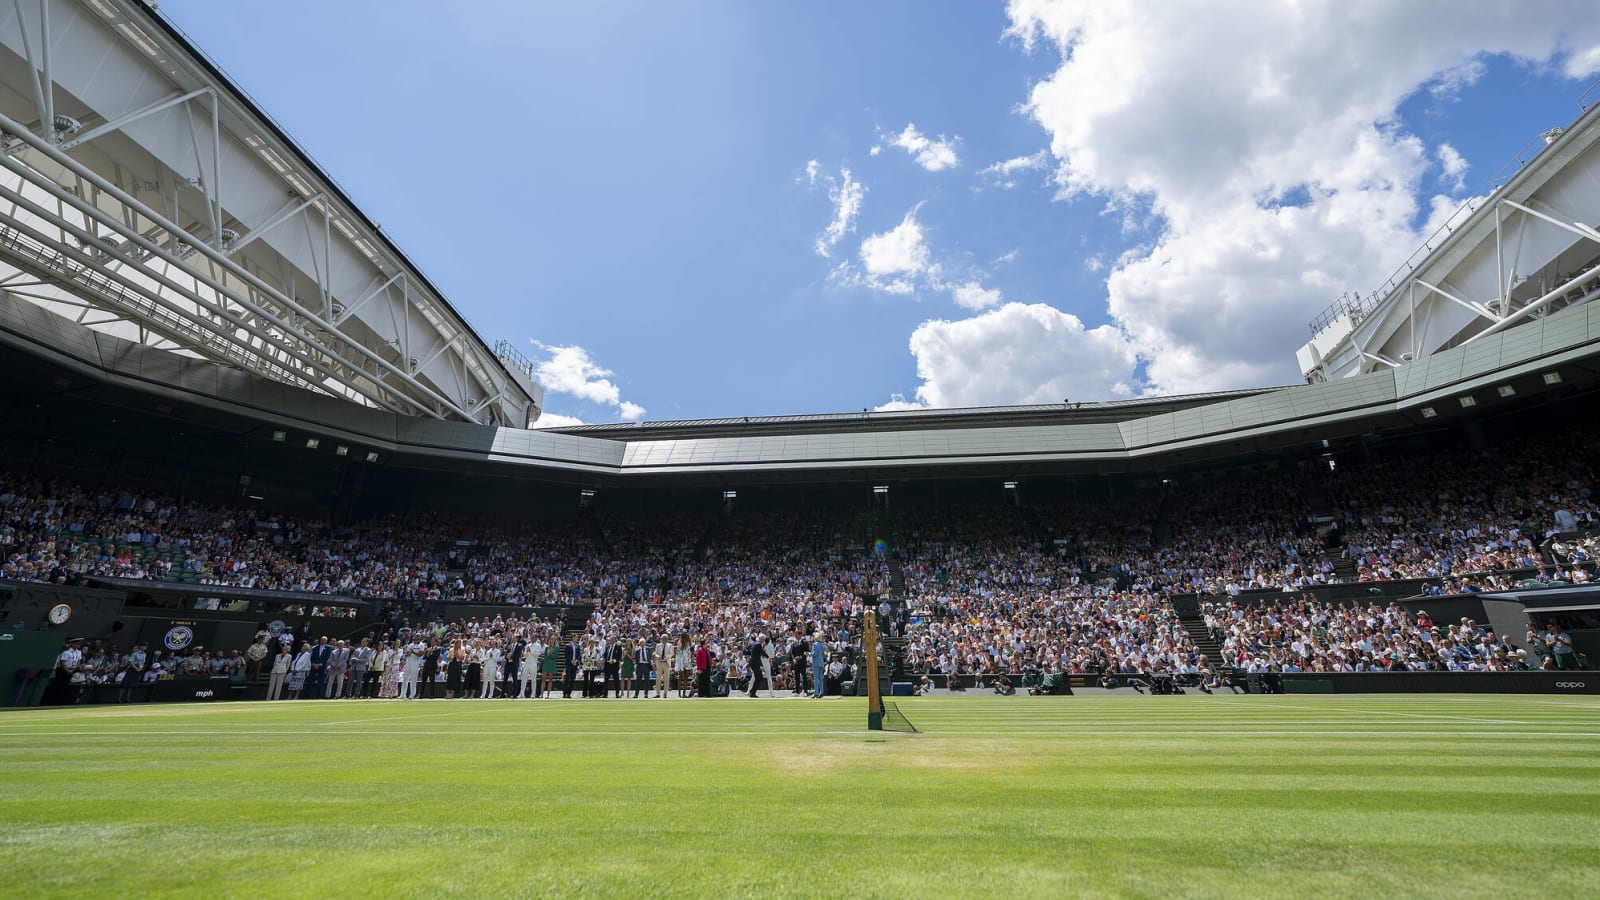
(605, 638), (624, 698)
(504, 638), (526, 698)
(308, 637), (332, 700)
(746, 635), (768, 698)
(420, 642), (441, 699)
(562, 637), (582, 699)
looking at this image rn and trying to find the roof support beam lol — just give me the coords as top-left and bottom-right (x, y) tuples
(411, 329), (466, 375)
(58, 87), (214, 151)
(221, 191), (323, 257)
(1464, 258), (1600, 345)
(1413, 279), (1500, 323)
(0, 171), (424, 418)
(337, 270), (403, 325)
(10, 0), (55, 143)
(1502, 199), (1600, 244)
(0, 109), (476, 420)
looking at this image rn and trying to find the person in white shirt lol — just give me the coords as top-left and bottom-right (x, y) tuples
(480, 642), (502, 698)
(517, 641), (540, 698)
(288, 643), (312, 699)
(267, 647), (293, 700)
(400, 641), (425, 699)
(369, 642), (391, 699)
(56, 642), (83, 673)
(760, 634), (777, 699)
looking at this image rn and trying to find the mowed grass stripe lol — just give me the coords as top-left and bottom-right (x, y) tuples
(0, 695), (1596, 897)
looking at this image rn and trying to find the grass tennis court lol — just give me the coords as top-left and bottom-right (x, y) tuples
(1, 695), (1596, 898)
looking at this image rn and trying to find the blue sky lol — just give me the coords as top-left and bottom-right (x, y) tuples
(157, 1), (1600, 425)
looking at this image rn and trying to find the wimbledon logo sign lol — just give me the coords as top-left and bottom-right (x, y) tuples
(163, 625), (195, 651)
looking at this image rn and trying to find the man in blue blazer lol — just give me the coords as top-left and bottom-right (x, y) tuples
(308, 637), (333, 699)
(562, 637), (582, 699)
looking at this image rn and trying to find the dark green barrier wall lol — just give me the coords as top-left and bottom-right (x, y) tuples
(1283, 672), (1597, 694)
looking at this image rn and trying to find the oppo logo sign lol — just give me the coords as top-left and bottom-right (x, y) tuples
(1554, 682), (1586, 689)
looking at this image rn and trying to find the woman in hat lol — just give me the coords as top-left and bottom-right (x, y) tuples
(287, 642), (312, 700)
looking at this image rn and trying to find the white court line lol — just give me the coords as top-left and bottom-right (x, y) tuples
(0, 723), (876, 733)
(0, 723), (1593, 733)
(3, 714), (1595, 728)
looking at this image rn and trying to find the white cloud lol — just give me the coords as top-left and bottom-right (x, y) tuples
(1563, 42), (1600, 78)
(950, 281), (1003, 310)
(804, 159), (821, 187)
(860, 206), (933, 278)
(531, 411), (586, 429)
(839, 205), (1005, 308)
(977, 150), (1048, 189)
(874, 393), (927, 411)
(810, 164), (865, 258)
(1428, 58), (1485, 99)
(999, 0), (1600, 394)
(530, 342), (646, 421)
(1438, 142), (1469, 191)
(894, 303), (1136, 408)
(883, 123), (960, 171)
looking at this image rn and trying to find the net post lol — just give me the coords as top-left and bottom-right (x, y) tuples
(864, 608), (884, 730)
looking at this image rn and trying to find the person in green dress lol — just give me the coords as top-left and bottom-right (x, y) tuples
(540, 641), (559, 699)
(619, 638), (635, 700)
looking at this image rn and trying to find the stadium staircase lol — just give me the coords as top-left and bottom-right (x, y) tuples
(692, 515), (725, 562)
(581, 508), (611, 555)
(556, 603), (596, 684)
(1017, 503), (1059, 550)
(872, 521), (908, 686)
(1180, 614), (1228, 673)
(1151, 486), (1177, 547)
(1301, 477), (1359, 581)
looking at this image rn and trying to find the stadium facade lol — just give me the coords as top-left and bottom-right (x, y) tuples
(1, 0), (1599, 495)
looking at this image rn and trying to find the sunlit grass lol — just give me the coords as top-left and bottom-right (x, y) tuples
(0, 695), (1595, 897)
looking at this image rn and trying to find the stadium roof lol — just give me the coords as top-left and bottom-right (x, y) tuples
(543, 388), (1284, 441)
(0, 0), (542, 427)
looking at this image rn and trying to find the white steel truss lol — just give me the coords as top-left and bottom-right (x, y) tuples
(0, 0), (541, 426)
(1300, 88), (1600, 383)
